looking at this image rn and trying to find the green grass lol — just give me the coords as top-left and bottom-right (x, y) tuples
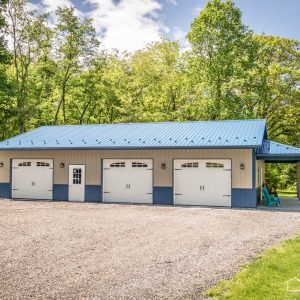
(277, 190), (297, 198)
(205, 235), (300, 300)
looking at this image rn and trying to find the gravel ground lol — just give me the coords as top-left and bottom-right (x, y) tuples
(1, 200), (300, 300)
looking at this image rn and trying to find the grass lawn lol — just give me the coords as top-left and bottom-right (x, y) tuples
(205, 235), (300, 299)
(278, 190), (297, 198)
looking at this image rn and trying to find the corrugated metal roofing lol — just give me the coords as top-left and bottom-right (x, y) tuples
(257, 140), (300, 156)
(0, 119), (267, 150)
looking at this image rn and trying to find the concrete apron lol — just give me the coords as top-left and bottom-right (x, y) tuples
(258, 197), (300, 212)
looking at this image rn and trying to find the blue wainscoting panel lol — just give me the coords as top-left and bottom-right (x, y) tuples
(0, 183), (10, 199)
(53, 184), (68, 201)
(153, 187), (173, 205)
(85, 185), (102, 202)
(232, 188), (256, 208)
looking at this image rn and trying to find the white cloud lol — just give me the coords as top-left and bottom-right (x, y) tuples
(167, 0), (177, 5)
(37, 0), (83, 26)
(30, 0), (174, 52)
(40, 0), (73, 12)
(85, 0), (169, 52)
(27, 2), (43, 12)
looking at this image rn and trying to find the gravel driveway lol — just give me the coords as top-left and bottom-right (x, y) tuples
(1, 200), (300, 299)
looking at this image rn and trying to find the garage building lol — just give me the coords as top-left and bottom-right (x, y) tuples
(0, 119), (299, 208)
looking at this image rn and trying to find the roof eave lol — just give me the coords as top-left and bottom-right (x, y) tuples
(0, 145), (261, 151)
(256, 154), (300, 162)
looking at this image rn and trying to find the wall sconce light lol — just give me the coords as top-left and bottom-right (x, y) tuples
(240, 163), (245, 170)
(0, 162), (3, 167)
(60, 162), (65, 168)
(161, 163), (166, 170)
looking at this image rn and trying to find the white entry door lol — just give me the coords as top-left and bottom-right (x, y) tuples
(103, 159), (153, 204)
(69, 165), (85, 201)
(12, 159), (53, 200)
(174, 159), (231, 207)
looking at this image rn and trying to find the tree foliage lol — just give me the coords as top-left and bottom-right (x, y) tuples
(0, 0), (299, 187)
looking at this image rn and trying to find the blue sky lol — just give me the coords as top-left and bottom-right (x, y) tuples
(30, 0), (300, 52)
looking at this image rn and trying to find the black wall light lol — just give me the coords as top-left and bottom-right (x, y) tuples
(161, 163), (166, 169)
(60, 162), (65, 168)
(240, 163), (245, 170)
(0, 162), (3, 167)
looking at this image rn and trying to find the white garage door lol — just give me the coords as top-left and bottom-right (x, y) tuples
(103, 159), (153, 204)
(174, 159), (231, 207)
(12, 159), (53, 200)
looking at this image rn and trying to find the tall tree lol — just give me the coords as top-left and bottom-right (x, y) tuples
(7, 0), (51, 133)
(53, 6), (99, 124)
(187, 0), (254, 120)
(0, 0), (14, 139)
(0, 0), (10, 63)
(244, 35), (300, 145)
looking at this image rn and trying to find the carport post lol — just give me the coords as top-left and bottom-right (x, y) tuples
(297, 161), (300, 200)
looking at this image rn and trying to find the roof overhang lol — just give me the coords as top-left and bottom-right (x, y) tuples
(256, 139), (300, 163)
(256, 155), (300, 163)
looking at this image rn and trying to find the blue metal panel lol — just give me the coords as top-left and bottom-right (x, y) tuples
(232, 188), (256, 208)
(252, 149), (256, 188)
(153, 187), (173, 205)
(85, 185), (102, 202)
(0, 119), (267, 150)
(9, 159), (12, 198)
(0, 183), (10, 198)
(53, 184), (68, 201)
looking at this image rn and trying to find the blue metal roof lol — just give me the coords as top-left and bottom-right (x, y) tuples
(257, 140), (300, 161)
(0, 119), (267, 150)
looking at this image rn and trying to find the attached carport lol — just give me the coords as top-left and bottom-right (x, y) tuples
(257, 140), (300, 204)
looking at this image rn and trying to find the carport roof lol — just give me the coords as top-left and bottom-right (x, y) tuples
(0, 119), (267, 150)
(256, 140), (300, 162)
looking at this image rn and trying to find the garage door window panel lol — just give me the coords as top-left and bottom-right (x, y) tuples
(110, 162), (125, 167)
(18, 162), (31, 167)
(37, 162), (50, 167)
(181, 162), (198, 168)
(132, 162), (148, 168)
(206, 162), (224, 168)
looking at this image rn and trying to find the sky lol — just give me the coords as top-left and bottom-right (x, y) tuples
(29, 0), (300, 52)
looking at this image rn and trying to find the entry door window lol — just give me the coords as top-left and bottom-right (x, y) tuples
(73, 168), (82, 184)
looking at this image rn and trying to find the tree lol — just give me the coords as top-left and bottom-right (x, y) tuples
(101, 40), (183, 123)
(0, 0), (10, 64)
(53, 6), (99, 124)
(247, 36), (300, 145)
(0, 0), (14, 139)
(7, 0), (52, 133)
(187, 0), (254, 120)
(67, 53), (110, 124)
